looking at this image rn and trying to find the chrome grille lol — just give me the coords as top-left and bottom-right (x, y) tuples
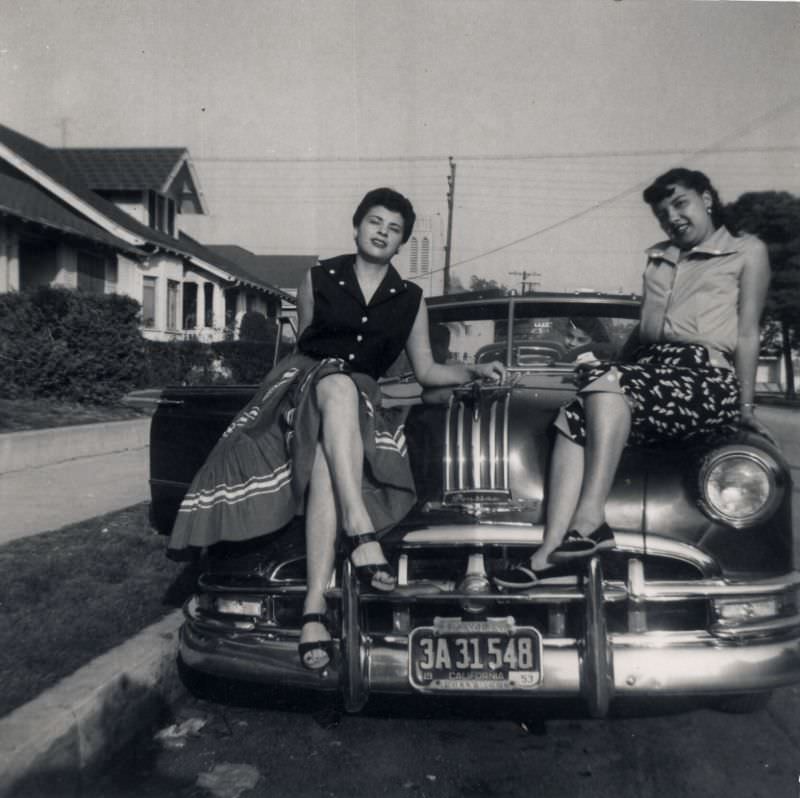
(443, 385), (512, 503)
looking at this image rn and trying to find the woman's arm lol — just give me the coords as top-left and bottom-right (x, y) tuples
(404, 299), (505, 387)
(296, 269), (314, 338)
(735, 238), (772, 436)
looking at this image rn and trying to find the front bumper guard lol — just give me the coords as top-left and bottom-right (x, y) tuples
(179, 559), (800, 717)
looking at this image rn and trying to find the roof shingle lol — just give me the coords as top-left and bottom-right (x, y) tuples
(0, 172), (140, 253)
(55, 148), (186, 192)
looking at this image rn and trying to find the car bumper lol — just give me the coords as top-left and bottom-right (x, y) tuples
(180, 623), (800, 688)
(179, 560), (800, 716)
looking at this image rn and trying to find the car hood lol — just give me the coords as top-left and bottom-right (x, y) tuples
(390, 373), (791, 577)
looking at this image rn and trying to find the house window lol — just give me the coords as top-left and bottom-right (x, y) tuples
(142, 276), (157, 327)
(147, 190), (177, 236)
(77, 252), (106, 294)
(203, 283), (214, 327)
(183, 282), (198, 330)
(167, 280), (179, 330)
(409, 238), (419, 275)
(224, 289), (237, 331)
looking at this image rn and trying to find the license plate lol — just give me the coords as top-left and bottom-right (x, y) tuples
(409, 617), (542, 692)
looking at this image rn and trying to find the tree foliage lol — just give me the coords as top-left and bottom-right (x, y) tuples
(725, 191), (800, 398)
(468, 275), (511, 295)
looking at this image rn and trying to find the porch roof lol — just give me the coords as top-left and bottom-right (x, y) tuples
(0, 172), (141, 255)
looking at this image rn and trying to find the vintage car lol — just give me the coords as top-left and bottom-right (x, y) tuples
(149, 292), (800, 717)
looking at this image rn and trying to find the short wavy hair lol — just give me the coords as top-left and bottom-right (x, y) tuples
(642, 168), (724, 229)
(352, 187), (416, 243)
(569, 316), (610, 343)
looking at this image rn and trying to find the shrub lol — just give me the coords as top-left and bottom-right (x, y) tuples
(211, 341), (276, 383)
(0, 287), (146, 404)
(239, 311), (274, 342)
(142, 339), (213, 387)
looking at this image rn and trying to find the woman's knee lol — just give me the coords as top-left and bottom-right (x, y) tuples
(585, 390), (630, 418)
(316, 374), (357, 412)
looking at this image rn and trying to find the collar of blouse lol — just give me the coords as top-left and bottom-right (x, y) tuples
(321, 255), (411, 307)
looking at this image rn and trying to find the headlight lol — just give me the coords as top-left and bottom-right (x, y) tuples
(698, 446), (784, 528)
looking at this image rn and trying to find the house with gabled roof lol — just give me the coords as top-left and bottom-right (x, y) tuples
(0, 124), (291, 342)
(205, 246), (317, 296)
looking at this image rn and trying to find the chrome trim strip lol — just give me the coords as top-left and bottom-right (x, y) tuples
(444, 394), (454, 492)
(489, 400), (497, 489)
(457, 402), (465, 489)
(712, 616), (800, 639)
(401, 524), (543, 545)
(471, 401), (481, 488)
(502, 392), (510, 490)
(639, 536), (718, 574)
(637, 573), (800, 599)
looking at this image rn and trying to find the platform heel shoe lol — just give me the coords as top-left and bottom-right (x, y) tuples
(298, 613), (335, 671)
(344, 531), (397, 592)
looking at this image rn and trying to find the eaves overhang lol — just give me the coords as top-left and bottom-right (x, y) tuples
(0, 141), (148, 247)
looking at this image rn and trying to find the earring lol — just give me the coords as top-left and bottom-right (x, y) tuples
(705, 206), (712, 215)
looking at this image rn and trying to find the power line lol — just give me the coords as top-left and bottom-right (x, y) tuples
(193, 144), (800, 165)
(407, 94), (800, 280)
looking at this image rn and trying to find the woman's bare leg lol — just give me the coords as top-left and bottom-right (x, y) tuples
(530, 432), (585, 570)
(530, 391), (631, 570)
(315, 374), (394, 588)
(300, 443), (337, 668)
(568, 392), (631, 534)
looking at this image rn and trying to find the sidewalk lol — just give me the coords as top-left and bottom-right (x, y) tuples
(0, 419), (150, 545)
(0, 419), (186, 796)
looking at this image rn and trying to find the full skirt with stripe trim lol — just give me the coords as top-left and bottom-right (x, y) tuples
(167, 353), (417, 555)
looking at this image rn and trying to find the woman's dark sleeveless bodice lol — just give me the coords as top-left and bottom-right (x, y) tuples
(297, 254), (423, 380)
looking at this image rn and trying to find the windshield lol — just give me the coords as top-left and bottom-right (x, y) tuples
(426, 297), (640, 370)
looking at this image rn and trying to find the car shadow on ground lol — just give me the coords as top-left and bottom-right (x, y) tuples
(175, 658), (734, 732)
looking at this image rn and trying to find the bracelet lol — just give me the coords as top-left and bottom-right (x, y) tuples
(741, 402), (756, 411)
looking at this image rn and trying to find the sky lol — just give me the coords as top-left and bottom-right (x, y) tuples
(2, 0), (800, 292)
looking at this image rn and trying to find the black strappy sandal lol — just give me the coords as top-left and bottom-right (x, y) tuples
(298, 613), (335, 671)
(345, 532), (397, 592)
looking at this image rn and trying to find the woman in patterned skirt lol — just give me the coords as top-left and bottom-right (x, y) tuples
(497, 168), (772, 586)
(168, 187), (504, 669)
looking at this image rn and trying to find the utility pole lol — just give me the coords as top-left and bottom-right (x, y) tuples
(443, 156), (456, 294)
(509, 270), (541, 295)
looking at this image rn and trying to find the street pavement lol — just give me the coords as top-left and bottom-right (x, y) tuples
(0, 432), (150, 546)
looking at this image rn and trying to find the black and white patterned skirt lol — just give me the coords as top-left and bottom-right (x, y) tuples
(557, 342), (740, 447)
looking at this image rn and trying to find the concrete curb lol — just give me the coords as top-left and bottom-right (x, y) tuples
(0, 610), (185, 797)
(0, 418), (150, 475)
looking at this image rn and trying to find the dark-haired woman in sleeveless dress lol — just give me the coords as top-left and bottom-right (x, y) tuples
(168, 187), (505, 669)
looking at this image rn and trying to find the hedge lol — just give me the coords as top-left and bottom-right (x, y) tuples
(0, 287), (291, 403)
(0, 287), (146, 403)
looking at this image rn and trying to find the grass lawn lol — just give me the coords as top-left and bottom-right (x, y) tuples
(0, 397), (152, 433)
(0, 502), (199, 718)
